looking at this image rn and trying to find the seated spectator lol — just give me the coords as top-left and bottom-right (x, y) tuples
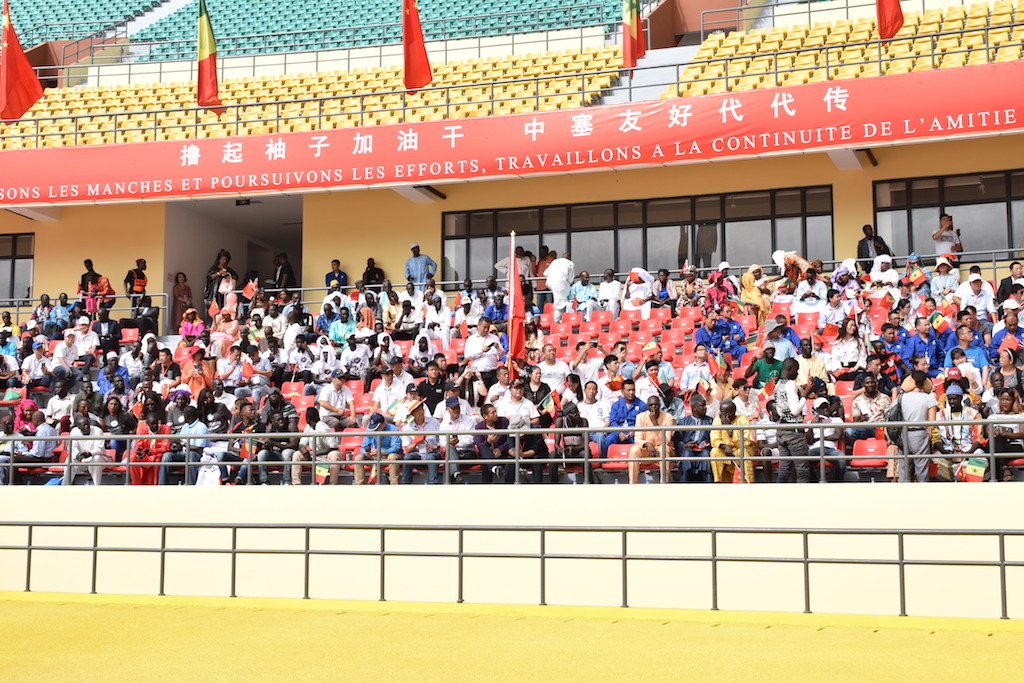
(595, 268), (622, 317)
(568, 270), (599, 321)
(679, 343), (713, 394)
(731, 378), (761, 420)
(745, 345), (782, 390)
(846, 373), (891, 445)
(253, 411), (299, 485)
(795, 338), (831, 388)
(603, 379), (646, 458)
(987, 388), (1024, 481)
(817, 289), (848, 332)
(6, 411), (57, 484)
(423, 296), (451, 350)
(317, 370), (356, 429)
(717, 305), (747, 367)
(935, 385), (985, 462)
(831, 318), (867, 381)
(710, 399), (756, 483)
(394, 399), (439, 484)
(650, 269), (678, 312)
(954, 273), (997, 322)
(989, 310), (1024, 363)
(807, 397), (846, 481)
(72, 316), (100, 372)
(676, 265), (706, 311)
(755, 400), (780, 484)
(762, 319), (797, 361)
(129, 413), (171, 486)
(868, 254), (899, 291)
(474, 403), (512, 484)
(62, 415), (112, 486)
(627, 396), (675, 484)
(20, 341), (55, 393)
(851, 354), (897, 399)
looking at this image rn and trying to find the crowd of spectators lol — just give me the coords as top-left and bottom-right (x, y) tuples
(2, 216), (1023, 485)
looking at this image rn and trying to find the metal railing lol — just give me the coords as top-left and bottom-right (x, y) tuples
(3, 417), (1022, 486)
(701, 0), (980, 39)
(2, 519), (1021, 618)
(128, 5), (611, 63)
(19, 18), (130, 48)
(1, 292), (169, 332)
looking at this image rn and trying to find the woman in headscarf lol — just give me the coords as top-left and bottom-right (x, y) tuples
(179, 308), (205, 345)
(354, 300), (377, 341)
(703, 271), (731, 314)
(13, 398), (38, 434)
(622, 268), (654, 320)
(902, 252), (932, 297)
(740, 264), (770, 324)
(868, 254), (899, 291)
(830, 258), (862, 299)
(204, 249), (238, 314)
(676, 265), (706, 310)
(209, 310), (241, 360)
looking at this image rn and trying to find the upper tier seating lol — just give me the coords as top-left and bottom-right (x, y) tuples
(0, 46), (620, 149)
(13, 0), (161, 45)
(131, 0), (617, 61)
(662, 1), (1024, 98)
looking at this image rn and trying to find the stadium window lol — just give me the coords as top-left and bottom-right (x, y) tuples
(442, 186), (833, 282)
(873, 169), (1023, 256)
(0, 234), (34, 302)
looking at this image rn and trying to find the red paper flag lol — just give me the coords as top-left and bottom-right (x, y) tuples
(506, 232), (526, 379)
(876, 0), (904, 42)
(241, 279), (257, 300)
(822, 322), (840, 340)
(0, 0), (44, 122)
(196, 0), (224, 115)
(998, 334), (1021, 353)
(207, 300), (220, 318)
(706, 351), (720, 379)
(622, 0), (646, 74)
(402, 0), (432, 90)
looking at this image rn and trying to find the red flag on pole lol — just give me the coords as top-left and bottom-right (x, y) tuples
(0, 0), (44, 122)
(622, 0), (646, 75)
(506, 232), (526, 379)
(876, 0), (904, 42)
(402, 0), (432, 90)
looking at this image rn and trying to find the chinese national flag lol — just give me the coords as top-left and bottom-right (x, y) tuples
(998, 333), (1020, 353)
(196, 0), (224, 115)
(241, 279), (257, 300)
(402, 0), (432, 90)
(0, 0), (44, 122)
(876, 0), (904, 42)
(506, 232), (526, 379)
(622, 0), (646, 74)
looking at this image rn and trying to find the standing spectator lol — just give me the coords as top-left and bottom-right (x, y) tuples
(205, 250), (238, 313)
(124, 258), (148, 313)
(773, 358), (811, 483)
(546, 256), (575, 323)
(404, 242), (437, 288)
(362, 258), (385, 288)
(898, 371), (938, 483)
(857, 224), (891, 272)
(171, 272), (192, 331)
(325, 259), (348, 291)
(932, 213), (962, 255)
(532, 246), (555, 307)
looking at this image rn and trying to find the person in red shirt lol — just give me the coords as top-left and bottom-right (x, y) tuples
(130, 413), (171, 485)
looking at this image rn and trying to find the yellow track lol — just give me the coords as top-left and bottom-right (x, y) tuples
(3, 592), (1022, 681)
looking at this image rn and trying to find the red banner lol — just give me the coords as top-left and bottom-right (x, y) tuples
(0, 60), (1021, 207)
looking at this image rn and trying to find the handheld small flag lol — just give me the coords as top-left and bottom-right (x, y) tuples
(822, 322), (840, 340)
(241, 279), (258, 300)
(998, 333), (1021, 353)
(387, 397), (402, 415)
(760, 377), (776, 401)
(928, 311), (950, 335)
(538, 391), (557, 417)
(207, 300), (220, 318)
(706, 353), (720, 379)
(908, 266), (928, 287)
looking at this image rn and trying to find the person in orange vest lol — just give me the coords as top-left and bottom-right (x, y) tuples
(124, 258), (148, 314)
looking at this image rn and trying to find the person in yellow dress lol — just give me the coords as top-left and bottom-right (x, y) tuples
(710, 399), (757, 483)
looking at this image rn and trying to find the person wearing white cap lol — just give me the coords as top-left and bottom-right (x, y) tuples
(21, 341), (55, 393)
(51, 329), (82, 389)
(716, 261), (741, 295)
(73, 316), (100, 371)
(622, 268), (654, 320)
(404, 242), (436, 290)
(954, 272), (997, 322)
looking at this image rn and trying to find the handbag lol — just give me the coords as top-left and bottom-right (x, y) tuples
(884, 394), (903, 447)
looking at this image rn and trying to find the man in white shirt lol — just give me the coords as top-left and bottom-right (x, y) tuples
(52, 329), (82, 389)
(45, 381), (74, 428)
(596, 269), (622, 318)
(678, 344), (713, 393)
(932, 213), (961, 255)
(317, 370), (356, 429)
(339, 335), (372, 379)
(954, 273), (997, 322)
(495, 379), (540, 426)
(423, 296), (451, 351)
(21, 341), (55, 392)
(263, 303), (287, 341)
(463, 316), (502, 388)
(571, 341), (604, 385)
(433, 380), (474, 420)
(595, 353), (624, 408)
(119, 341), (145, 388)
(72, 316), (100, 371)
(817, 289), (848, 332)
(453, 296), (480, 339)
(537, 344), (571, 394)
(578, 380), (609, 451)
(439, 397), (477, 483)
(371, 364), (407, 421)
(217, 346), (252, 397)
(62, 415), (112, 485)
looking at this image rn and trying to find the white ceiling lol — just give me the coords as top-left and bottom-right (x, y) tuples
(179, 194), (303, 247)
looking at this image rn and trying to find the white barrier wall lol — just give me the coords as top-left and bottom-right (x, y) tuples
(1, 484), (1022, 619)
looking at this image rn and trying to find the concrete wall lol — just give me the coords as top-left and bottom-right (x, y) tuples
(300, 135), (1024, 291)
(0, 484), (1021, 619)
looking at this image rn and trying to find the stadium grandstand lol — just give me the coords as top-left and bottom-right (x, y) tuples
(2, 0), (1024, 667)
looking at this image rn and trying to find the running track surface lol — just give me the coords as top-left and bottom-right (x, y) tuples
(4, 592), (1023, 681)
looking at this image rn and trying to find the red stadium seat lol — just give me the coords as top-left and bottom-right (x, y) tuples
(119, 328), (140, 344)
(850, 439), (888, 468)
(561, 312), (582, 328)
(608, 320), (631, 337)
(599, 332), (620, 348)
(591, 311), (612, 329)
(834, 380), (855, 396)
(650, 307), (671, 322)
(394, 340), (413, 357)
(538, 313), (554, 330)
(578, 321), (601, 338)
(620, 310), (641, 324)
(639, 319), (663, 335)
(601, 444), (632, 470)
(550, 322), (572, 338)
(669, 317), (694, 333)
(354, 394), (376, 414)
(734, 314), (756, 331)
(281, 381), (305, 399)
(795, 312), (818, 328)
(769, 303), (792, 321)
(449, 338), (466, 355)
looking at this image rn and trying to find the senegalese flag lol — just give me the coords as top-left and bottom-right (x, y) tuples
(745, 329), (761, 351)
(538, 391), (557, 418)
(621, 0), (646, 74)
(386, 397), (402, 415)
(759, 376), (776, 401)
(908, 266), (928, 287)
(197, 0), (224, 115)
(928, 311), (950, 335)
